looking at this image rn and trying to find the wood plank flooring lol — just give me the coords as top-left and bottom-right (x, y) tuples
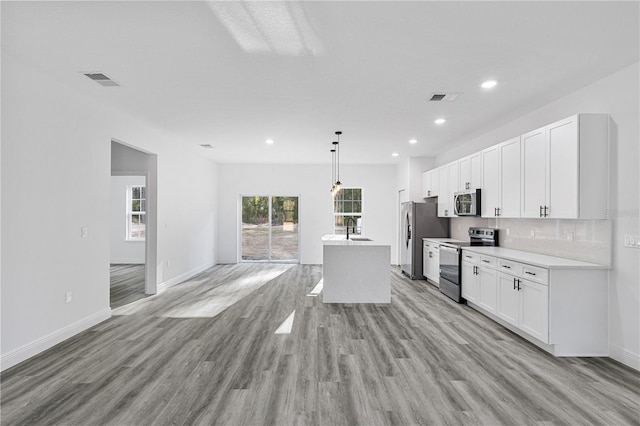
(2, 264), (639, 425)
(109, 264), (147, 309)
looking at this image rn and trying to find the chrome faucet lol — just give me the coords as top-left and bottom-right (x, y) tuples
(344, 217), (357, 240)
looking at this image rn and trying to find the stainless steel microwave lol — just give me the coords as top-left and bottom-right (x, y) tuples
(453, 189), (481, 216)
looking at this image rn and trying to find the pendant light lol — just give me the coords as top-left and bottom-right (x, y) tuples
(330, 148), (336, 193)
(334, 131), (342, 194)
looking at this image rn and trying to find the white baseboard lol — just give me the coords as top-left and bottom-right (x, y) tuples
(157, 261), (216, 293)
(1, 308), (112, 372)
(110, 259), (144, 264)
(609, 344), (640, 371)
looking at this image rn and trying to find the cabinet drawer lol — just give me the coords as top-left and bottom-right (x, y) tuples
(521, 264), (549, 285)
(462, 251), (478, 264)
(479, 256), (497, 269)
(498, 259), (521, 275)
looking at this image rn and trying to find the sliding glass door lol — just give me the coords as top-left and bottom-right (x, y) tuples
(241, 195), (299, 262)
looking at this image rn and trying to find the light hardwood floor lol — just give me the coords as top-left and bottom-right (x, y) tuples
(2, 264), (639, 425)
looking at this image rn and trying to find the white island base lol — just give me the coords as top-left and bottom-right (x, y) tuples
(322, 235), (391, 303)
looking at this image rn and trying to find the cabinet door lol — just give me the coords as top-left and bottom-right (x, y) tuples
(431, 170), (439, 198)
(422, 171), (432, 198)
(519, 279), (549, 343)
(447, 162), (459, 217)
(481, 146), (500, 217)
(500, 137), (521, 217)
(437, 166), (449, 217)
(477, 267), (497, 314)
(496, 273), (519, 327)
(423, 242), (430, 278)
(469, 153), (482, 190)
(429, 253), (440, 284)
(459, 156), (470, 191)
(546, 116), (579, 218)
(521, 127), (546, 218)
(461, 261), (478, 302)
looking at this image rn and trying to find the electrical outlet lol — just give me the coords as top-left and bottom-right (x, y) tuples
(65, 291), (72, 304)
(530, 229), (535, 238)
(566, 231), (574, 242)
(505, 227), (510, 236)
(81, 227), (88, 238)
(167, 259), (171, 268)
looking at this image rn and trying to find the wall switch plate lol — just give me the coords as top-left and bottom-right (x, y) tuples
(81, 227), (88, 238)
(65, 291), (72, 304)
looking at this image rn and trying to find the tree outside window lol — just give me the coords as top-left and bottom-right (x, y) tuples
(127, 185), (146, 240)
(334, 188), (362, 235)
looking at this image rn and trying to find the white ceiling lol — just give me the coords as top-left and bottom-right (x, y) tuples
(2, 1), (638, 164)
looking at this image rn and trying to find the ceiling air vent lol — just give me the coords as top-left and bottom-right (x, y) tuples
(83, 73), (120, 87)
(200, 144), (214, 149)
(429, 92), (461, 102)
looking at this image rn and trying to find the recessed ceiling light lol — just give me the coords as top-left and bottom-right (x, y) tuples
(481, 80), (497, 89)
(392, 152), (399, 157)
(265, 139), (274, 145)
(409, 139), (418, 144)
(434, 118), (446, 125)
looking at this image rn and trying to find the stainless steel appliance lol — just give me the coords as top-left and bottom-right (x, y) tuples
(400, 201), (449, 279)
(439, 227), (499, 302)
(453, 189), (481, 216)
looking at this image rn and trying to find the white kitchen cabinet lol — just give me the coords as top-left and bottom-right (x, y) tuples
(437, 161), (458, 217)
(461, 259), (479, 303)
(422, 170), (438, 198)
(423, 242), (440, 285)
(496, 272), (520, 327)
(521, 114), (609, 219)
(477, 262), (498, 314)
(481, 137), (521, 218)
(458, 152), (482, 191)
(518, 278), (549, 342)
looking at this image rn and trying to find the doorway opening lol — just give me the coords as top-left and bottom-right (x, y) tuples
(110, 140), (158, 308)
(240, 195), (299, 262)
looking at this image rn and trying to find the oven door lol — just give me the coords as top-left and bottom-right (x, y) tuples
(439, 245), (460, 285)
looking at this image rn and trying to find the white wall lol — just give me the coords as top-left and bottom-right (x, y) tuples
(434, 62), (640, 370)
(218, 164), (398, 265)
(110, 176), (145, 264)
(1, 53), (218, 370)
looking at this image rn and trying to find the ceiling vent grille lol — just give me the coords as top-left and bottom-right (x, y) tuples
(200, 144), (214, 149)
(83, 73), (120, 87)
(429, 92), (461, 102)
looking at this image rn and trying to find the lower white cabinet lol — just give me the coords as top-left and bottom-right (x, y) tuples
(422, 241), (440, 285)
(462, 248), (608, 357)
(497, 272), (548, 343)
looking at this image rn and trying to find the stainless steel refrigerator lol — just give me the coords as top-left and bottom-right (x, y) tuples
(400, 201), (449, 279)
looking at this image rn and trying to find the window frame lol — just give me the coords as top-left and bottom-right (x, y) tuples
(126, 185), (146, 241)
(333, 187), (363, 235)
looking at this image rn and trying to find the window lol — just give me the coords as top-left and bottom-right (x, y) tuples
(333, 188), (362, 235)
(127, 185), (146, 240)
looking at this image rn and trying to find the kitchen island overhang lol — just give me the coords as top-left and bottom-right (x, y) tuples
(322, 235), (391, 304)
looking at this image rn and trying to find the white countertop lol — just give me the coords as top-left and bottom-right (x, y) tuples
(422, 238), (466, 244)
(463, 246), (610, 270)
(321, 234), (388, 246)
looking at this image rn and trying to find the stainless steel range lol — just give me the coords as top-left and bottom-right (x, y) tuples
(439, 228), (499, 302)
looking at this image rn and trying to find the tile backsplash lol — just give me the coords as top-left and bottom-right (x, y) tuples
(451, 217), (612, 266)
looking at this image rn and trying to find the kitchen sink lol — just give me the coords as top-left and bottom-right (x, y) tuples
(349, 237), (372, 241)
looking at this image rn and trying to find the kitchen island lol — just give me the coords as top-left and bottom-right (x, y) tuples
(322, 235), (391, 303)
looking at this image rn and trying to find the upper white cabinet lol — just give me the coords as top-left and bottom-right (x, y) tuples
(481, 137), (521, 218)
(458, 152), (482, 191)
(521, 114), (609, 219)
(422, 170), (438, 198)
(437, 161), (459, 217)
(421, 113), (609, 220)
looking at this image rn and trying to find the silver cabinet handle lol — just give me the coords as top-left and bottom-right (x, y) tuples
(482, 259), (490, 263)
(502, 265), (511, 269)
(539, 205), (543, 217)
(525, 271), (536, 276)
